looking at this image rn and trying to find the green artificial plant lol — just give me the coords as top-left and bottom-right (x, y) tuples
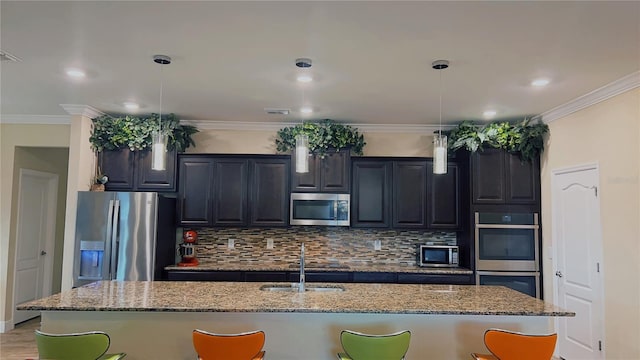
(89, 113), (198, 152)
(276, 119), (366, 158)
(446, 118), (549, 162)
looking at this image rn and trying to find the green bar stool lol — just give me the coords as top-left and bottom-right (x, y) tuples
(35, 330), (126, 360)
(337, 329), (411, 360)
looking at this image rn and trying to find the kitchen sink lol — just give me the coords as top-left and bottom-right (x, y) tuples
(259, 284), (345, 292)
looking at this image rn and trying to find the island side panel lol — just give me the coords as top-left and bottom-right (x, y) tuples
(41, 311), (553, 360)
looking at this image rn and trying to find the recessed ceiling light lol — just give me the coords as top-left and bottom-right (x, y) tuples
(483, 110), (497, 119)
(296, 74), (313, 83)
(531, 78), (550, 87)
(124, 102), (139, 110)
(300, 106), (313, 114)
(66, 68), (86, 79)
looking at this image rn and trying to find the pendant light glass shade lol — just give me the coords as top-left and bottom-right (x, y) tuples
(433, 134), (447, 174)
(151, 129), (167, 171)
(295, 133), (309, 173)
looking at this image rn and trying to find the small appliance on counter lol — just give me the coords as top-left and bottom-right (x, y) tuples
(178, 230), (199, 267)
(418, 244), (459, 267)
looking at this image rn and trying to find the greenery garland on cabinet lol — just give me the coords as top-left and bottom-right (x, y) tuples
(446, 118), (549, 162)
(89, 113), (199, 152)
(276, 119), (366, 158)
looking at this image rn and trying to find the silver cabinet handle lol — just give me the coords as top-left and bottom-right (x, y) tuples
(40, 250), (47, 256)
(555, 271), (563, 278)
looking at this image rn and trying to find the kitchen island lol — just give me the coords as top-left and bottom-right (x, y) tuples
(19, 281), (573, 359)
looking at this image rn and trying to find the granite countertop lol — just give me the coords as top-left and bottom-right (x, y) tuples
(165, 262), (473, 275)
(18, 281), (573, 316)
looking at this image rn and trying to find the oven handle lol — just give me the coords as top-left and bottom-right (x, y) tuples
(475, 224), (539, 229)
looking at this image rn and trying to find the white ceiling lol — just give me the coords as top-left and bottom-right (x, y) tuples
(1, 1), (639, 126)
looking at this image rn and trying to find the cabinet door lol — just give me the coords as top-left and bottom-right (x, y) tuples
(321, 150), (350, 192)
(213, 159), (248, 226)
(250, 159), (289, 226)
(100, 149), (135, 191)
(178, 157), (214, 226)
(351, 161), (392, 228)
(505, 153), (539, 204)
(393, 161), (427, 228)
(291, 155), (320, 192)
(472, 148), (506, 204)
(427, 161), (461, 229)
(135, 149), (177, 191)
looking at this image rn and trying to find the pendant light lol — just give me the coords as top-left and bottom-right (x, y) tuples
(294, 57), (312, 173)
(151, 54), (171, 171)
(432, 59), (449, 175)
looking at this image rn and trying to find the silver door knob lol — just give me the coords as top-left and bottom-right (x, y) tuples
(40, 250), (47, 256)
(555, 271), (563, 278)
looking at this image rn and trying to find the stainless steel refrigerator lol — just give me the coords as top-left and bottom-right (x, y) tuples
(73, 191), (176, 287)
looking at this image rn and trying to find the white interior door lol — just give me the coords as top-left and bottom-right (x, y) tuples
(13, 169), (58, 325)
(552, 165), (604, 359)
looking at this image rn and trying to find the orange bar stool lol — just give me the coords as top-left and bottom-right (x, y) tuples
(192, 329), (265, 360)
(470, 328), (557, 360)
(337, 330), (411, 360)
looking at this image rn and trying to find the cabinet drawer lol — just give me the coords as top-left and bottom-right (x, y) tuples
(352, 272), (397, 283)
(244, 271), (288, 282)
(166, 271), (242, 281)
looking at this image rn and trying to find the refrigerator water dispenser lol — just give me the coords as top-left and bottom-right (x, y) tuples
(79, 240), (105, 280)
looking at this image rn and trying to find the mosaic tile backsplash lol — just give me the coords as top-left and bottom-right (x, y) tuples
(183, 227), (456, 267)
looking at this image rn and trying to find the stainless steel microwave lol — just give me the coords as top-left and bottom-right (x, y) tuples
(418, 245), (459, 267)
(290, 193), (350, 226)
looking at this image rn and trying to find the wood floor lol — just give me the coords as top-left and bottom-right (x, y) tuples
(0, 317), (39, 360)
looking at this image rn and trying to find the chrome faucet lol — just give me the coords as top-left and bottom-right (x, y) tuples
(299, 242), (305, 292)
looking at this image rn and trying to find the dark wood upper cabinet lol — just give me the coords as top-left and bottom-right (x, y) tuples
(427, 161), (461, 229)
(99, 149), (135, 190)
(250, 158), (290, 226)
(100, 149), (177, 192)
(177, 157), (214, 226)
(177, 155), (290, 227)
(471, 148), (539, 205)
(212, 159), (249, 226)
(505, 152), (539, 204)
(136, 150), (177, 191)
(392, 161), (428, 228)
(351, 160), (392, 228)
(291, 149), (350, 193)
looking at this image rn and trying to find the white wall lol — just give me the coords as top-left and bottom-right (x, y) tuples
(189, 128), (434, 157)
(540, 88), (640, 359)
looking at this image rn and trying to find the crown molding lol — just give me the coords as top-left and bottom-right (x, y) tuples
(539, 71), (640, 124)
(0, 114), (71, 124)
(180, 120), (455, 133)
(59, 104), (105, 118)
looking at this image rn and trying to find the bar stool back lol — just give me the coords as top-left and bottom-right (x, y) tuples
(35, 330), (126, 360)
(192, 329), (265, 360)
(470, 328), (557, 360)
(337, 329), (411, 360)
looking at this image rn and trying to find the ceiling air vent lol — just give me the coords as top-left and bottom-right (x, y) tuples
(264, 108), (290, 115)
(0, 50), (22, 62)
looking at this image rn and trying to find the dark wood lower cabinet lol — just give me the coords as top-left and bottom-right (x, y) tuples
(166, 270), (474, 284)
(244, 271), (288, 282)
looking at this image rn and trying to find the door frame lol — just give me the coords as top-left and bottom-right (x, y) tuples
(551, 162), (605, 358)
(12, 168), (59, 327)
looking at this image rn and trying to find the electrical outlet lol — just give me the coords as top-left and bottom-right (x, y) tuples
(228, 238), (235, 249)
(266, 239), (274, 249)
(374, 240), (382, 250)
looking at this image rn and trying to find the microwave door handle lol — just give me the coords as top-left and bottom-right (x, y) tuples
(333, 200), (338, 220)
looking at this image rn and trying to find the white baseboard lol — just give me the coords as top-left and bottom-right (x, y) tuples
(0, 319), (15, 333)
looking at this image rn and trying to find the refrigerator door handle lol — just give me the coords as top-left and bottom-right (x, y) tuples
(110, 199), (120, 280)
(104, 199), (115, 280)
